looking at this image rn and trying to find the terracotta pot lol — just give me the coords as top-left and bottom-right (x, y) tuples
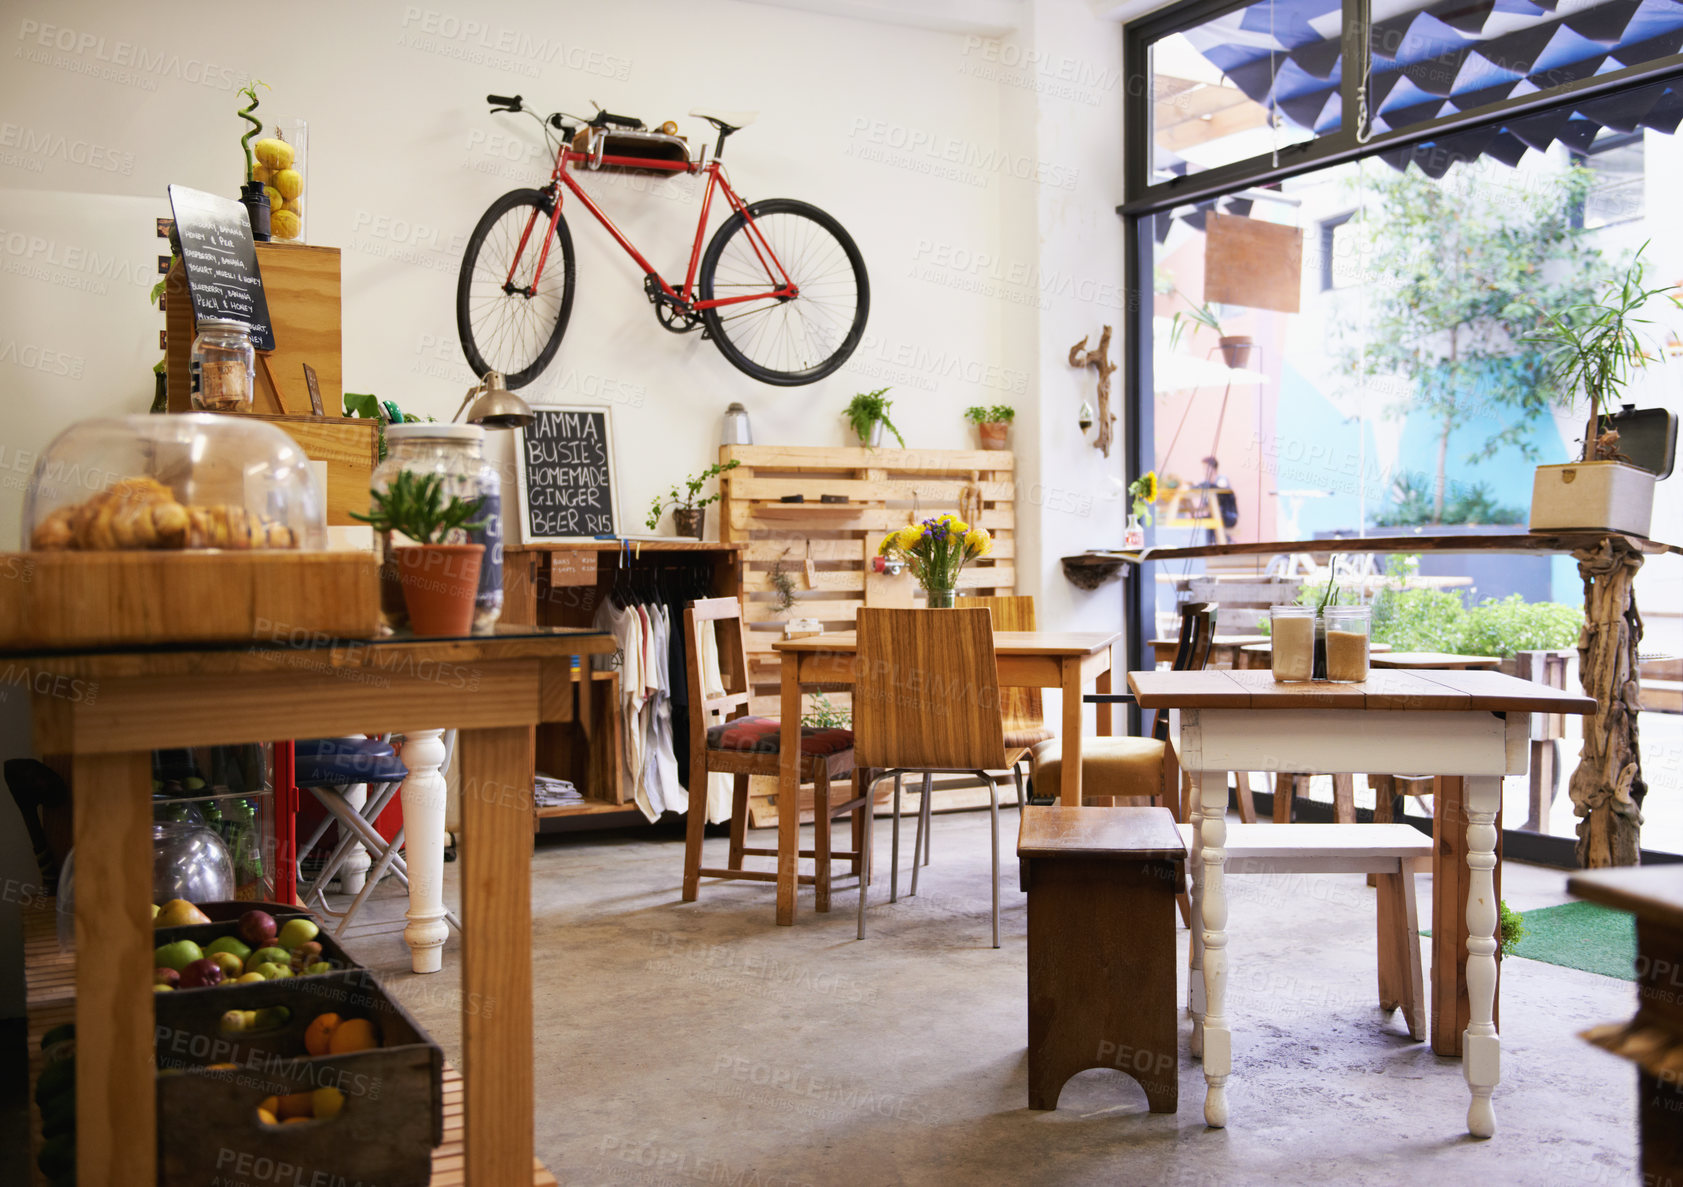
(393, 544), (484, 637)
(673, 507), (705, 539)
(1218, 335), (1256, 369)
(978, 422), (1010, 450)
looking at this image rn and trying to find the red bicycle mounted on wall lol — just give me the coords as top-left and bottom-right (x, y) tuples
(457, 96), (870, 388)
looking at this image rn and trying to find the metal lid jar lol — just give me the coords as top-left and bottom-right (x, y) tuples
(189, 318), (255, 412)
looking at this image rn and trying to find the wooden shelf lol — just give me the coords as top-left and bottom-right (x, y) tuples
(1091, 529), (1681, 564)
(534, 799), (638, 819)
(514, 539), (742, 552)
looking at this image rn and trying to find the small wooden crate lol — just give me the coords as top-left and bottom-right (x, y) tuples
(154, 969), (443, 1187)
(0, 551), (379, 649)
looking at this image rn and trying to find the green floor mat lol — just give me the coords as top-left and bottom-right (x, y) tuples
(1506, 901), (1637, 980)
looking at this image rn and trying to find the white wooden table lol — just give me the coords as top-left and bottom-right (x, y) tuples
(1130, 667), (1595, 1137)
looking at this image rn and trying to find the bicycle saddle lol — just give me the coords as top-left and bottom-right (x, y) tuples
(689, 108), (758, 131)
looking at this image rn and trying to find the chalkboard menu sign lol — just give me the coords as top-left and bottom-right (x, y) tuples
(166, 184), (275, 351)
(515, 405), (618, 542)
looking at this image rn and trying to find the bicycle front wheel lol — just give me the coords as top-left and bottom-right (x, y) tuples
(698, 198), (868, 387)
(456, 188), (576, 389)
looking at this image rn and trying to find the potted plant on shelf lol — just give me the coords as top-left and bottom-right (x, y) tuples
(352, 471), (487, 636)
(964, 405), (1015, 450)
(876, 514), (991, 607)
(645, 459), (740, 539)
(844, 388), (905, 449)
(1526, 247), (1677, 537)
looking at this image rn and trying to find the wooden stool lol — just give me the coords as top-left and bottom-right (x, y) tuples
(1018, 805), (1187, 1112)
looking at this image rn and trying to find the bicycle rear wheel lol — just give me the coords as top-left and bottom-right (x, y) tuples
(456, 188), (576, 389)
(698, 198), (868, 387)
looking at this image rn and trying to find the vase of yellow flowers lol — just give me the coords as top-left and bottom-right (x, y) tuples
(1124, 470), (1157, 550)
(877, 514), (992, 607)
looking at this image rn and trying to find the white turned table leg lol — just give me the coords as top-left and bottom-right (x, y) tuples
(1196, 769), (1231, 1128)
(338, 781), (370, 895)
(1463, 774), (1502, 1138)
(1188, 770), (1206, 1055)
(399, 729), (450, 974)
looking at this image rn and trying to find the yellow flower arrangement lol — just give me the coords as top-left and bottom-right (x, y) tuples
(877, 515), (992, 604)
(1127, 470), (1159, 527)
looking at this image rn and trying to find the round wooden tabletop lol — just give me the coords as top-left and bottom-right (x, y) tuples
(1370, 650), (1500, 670)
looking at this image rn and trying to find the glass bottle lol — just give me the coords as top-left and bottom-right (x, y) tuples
(189, 319), (255, 411)
(372, 424), (503, 632)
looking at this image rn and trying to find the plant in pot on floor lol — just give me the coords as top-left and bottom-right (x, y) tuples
(1526, 246), (1679, 536)
(964, 404), (1015, 450)
(876, 514), (991, 608)
(353, 471), (487, 636)
(646, 459), (740, 539)
(844, 388), (905, 449)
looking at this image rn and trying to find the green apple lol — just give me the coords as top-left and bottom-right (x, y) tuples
(245, 946), (291, 974)
(153, 939), (204, 972)
(208, 951), (245, 979)
(276, 917), (320, 951)
(253, 961), (293, 980)
(204, 935), (252, 962)
(303, 961), (332, 975)
(153, 984), (175, 992)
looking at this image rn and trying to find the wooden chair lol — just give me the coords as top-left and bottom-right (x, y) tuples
(853, 607), (1026, 948)
(680, 597), (869, 918)
(955, 594), (1053, 751)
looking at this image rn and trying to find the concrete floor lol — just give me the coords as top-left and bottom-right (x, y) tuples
(332, 810), (1640, 1187)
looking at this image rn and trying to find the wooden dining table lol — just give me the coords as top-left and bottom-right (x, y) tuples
(1129, 666), (1595, 1137)
(770, 629), (1119, 925)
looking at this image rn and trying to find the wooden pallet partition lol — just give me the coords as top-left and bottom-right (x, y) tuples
(718, 445), (1016, 826)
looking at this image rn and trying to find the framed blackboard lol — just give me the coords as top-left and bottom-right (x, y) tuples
(166, 184), (275, 351)
(516, 405), (618, 542)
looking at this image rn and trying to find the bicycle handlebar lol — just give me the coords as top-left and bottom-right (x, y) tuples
(591, 109), (641, 129)
(487, 94), (523, 112)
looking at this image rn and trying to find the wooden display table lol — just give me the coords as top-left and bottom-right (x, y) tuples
(18, 625), (612, 1187)
(1130, 666), (1595, 1136)
(1567, 864), (1683, 1187)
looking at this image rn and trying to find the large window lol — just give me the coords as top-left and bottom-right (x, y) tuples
(1123, 3), (1683, 860)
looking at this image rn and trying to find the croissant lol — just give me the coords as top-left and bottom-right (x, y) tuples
(30, 507), (75, 550)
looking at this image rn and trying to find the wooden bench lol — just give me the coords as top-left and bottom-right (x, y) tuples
(1181, 821), (1430, 1042)
(1018, 805), (1187, 1113)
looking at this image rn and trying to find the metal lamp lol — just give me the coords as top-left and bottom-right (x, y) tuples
(453, 370), (534, 429)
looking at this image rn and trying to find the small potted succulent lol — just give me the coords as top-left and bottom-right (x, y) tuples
(1527, 248), (1677, 537)
(964, 404), (1015, 450)
(646, 459), (740, 539)
(353, 470), (487, 636)
(844, 388), (905, 449)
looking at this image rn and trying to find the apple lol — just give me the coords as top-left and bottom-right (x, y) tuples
(153, 984), (174, 993)
(276, 918), (320, 951)
(234, 972), (266, 984)
(253, 962), (293, 980)
(153, 967), (181, 988)
(208, 951), (244, 979)
(237, 910), (278, 948)
(303, 961), (333, 976)
(179, 957), (226, 989)
(245, 946), (291, 974)
(155, 898), (211, 928)
(204, 935), (252, 962)
(154, 939), (204, 972)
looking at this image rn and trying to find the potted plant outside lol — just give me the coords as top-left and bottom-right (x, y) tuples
(1527, 247), (1677, 536)
(1170, 297), (1252, 368)
(964, 405), (1015, 450)
(876, 514), (992, 607)
(844, 388), (905, 449)
(352, 471), (487, 636)
(646, 459), (740, 539)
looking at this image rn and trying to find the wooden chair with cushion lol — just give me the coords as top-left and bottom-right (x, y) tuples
(680, 597), (870, 917)
(854, 607), (1026, 947)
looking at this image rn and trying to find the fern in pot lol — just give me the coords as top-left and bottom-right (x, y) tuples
(844, 388), (905, 449)
(353, 471), (488, 636)
(1526, 247), (1677, 536)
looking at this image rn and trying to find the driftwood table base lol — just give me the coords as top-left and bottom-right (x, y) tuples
(1571, 536), (1647, 867)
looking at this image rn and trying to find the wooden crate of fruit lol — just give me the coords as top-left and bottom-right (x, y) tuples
(0, 551), (378, 649)
(153, 966), (442, 1187)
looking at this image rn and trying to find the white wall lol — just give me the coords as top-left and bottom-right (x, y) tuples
(0, 0), (1132, 1013)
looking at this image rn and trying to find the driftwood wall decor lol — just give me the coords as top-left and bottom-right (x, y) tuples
(1069, 326), (1117, 457)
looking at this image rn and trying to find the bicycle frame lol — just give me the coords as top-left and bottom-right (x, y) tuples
(504, 142), (797, 311)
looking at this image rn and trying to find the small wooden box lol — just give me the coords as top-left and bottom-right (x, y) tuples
(0, 552), (379, 648)
(154, 969), (442, 1187)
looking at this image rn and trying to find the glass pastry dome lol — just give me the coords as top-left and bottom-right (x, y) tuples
(23, 414), (326, 551)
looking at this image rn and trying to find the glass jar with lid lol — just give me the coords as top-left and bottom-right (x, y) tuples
(1269, 605), (1316, 683)
(1323, 605), (1371, 683)
(371, 424), (503, 632)
(23, 414), (325, 551)
(189, 319), (255, 412)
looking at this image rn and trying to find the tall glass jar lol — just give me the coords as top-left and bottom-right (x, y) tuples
(1269, 605), (1316, 683)
(1323, 605), (1371, 683)
(189, 319), (254, 411)
(372, 424), (503, 633)
(253, 117), (307, 243)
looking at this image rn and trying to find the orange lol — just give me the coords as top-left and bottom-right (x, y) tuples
(256, 1107), (278, 1126)
(276, 1091), (315, 1119)
(303, 1013), (340, 1056)
(311, 1086), (345, 1120)
(258, 1095), (279, 1117)
(327, 1018), (378, 1054)
(282, 1116), (313, 1125)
